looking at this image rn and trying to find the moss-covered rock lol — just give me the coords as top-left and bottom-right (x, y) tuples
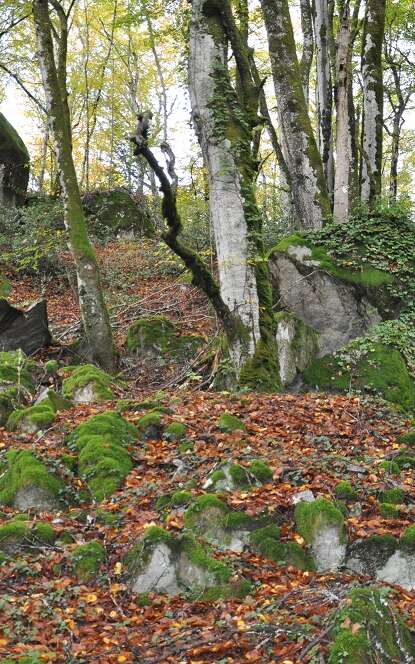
(82, 189), (154, 237)
(379, 502), (401, 518)
(69, 412), (137, 501)
(304, 343), (415, 410)
(36, 388), (72, 412)
(346, 534), (398, 577)
(72, 540), (106, 581)
(137, 411), (163, 440)
(126, 316), (203, 362)
(0, 350), (36, 396)
(217, 412), (245, 433)
(7, 402), (56, 434)
(204, 459), (273, 492)
(157, 490), (193, 510)
(328, 586), (415, 663)
(295, 498), (346, 572)
(275, 311), (319, 386)
(0, 449), (64, 510)
(379, 487), (405, 504)
(164, 421), (187, 441)
(0, 112), (30, 207)
(0, 520), (29, 554)
(62, 364), (116, 403)
(398, 429), (415, 446)
(44, 360), (59, 375)
(183, 495), (253, 551)
(126, 526), (246, 598)
(334, 481), (358, 500)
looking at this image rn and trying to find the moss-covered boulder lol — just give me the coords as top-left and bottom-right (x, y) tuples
(0, 112), (30, 207)
(304, 342), (415, 410)
(0, 520), (56, 555)
(69, 412), (137, 501)
(35, 388), (72, 411)
(126, 526), (247, 599)
(374, 526), (415, 590)
(62, 364), (116, 404)
(334, 481), (358, 501)
(0, 450), (64, 511)
(7, 402), (56, 434)
(328, 586), (415, 663)
(82, 189), (154, 238)
(164, 421), (187, 442)
(217, 413), (245, 433)
(71, 540), (106, 581)
(203, 460), (273, 492)
(295, 498), (346, 572)
(275, 311), (319, 386)
(137, 411), (163, 440)
(269, 235), (384, 357)
(126, 316), (203, 363)
(250, 525), (314, 570)
(346, 534), (398, 578)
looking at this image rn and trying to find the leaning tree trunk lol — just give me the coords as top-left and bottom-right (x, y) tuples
(361, 0), (386, 205)
(33, 0), (115, 371)
(313, 0), (334, 196)
(189, 0), (279, 389)
(260, 0), (331, 230)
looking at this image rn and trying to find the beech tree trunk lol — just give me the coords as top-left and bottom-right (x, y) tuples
(33, 0), (115, 371)
(300, 0), (314, 104)
(313, 0), (334, 195)
(260, 0), (331, 230)
(188, 0), (279, 389)
(361, 0), (386, 204)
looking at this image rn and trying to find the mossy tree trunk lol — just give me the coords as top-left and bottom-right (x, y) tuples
(32, 0), (115, 371)
(360, 0), (386, 205)
(299, 0), (314, 105)
(188, 0), (280, 389)
(260, 0), (331, 230)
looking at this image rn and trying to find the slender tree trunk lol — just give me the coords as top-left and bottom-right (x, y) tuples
(189, 0), (279, 388)
(33, 0), (115, 371)
(313, 0), (334, 196)
(361, 0), (386, 204)
(389, 113), (401, 201)
(333, 0), (351, 221)
(37, 120), (49, 192)
(260, 0), (331, 230)
(300, 0), (314, 104)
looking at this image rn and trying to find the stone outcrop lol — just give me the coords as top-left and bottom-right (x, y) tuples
(270, 243), (381, 357)
(0, 113), (30, 207)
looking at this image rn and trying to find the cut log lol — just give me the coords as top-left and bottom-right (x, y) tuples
(0, 299), (51, 355)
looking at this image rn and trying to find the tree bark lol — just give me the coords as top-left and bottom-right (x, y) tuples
(361, 0), (386, 204)
(300, 0), (314, 104)
(33, 0), (115, 371)
(260, 0), (331, 230)
(188, 0), (279, 388)
(313, 0), (334, 195)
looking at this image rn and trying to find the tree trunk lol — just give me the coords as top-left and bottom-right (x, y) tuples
(300, 0), (314, 104)
(189, 0), (279, 388)
(333, 0), (352, 221)
(313, 0), (334, 195)
(260, 0), (331, 230)
(33, 0), (115, 371)
(389, 113), (401, 201)
(361, 0), (386, 204)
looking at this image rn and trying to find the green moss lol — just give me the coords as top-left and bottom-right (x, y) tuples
(164, 421), (187, 441)
(143, 525), (174, 545)
(0, 449), (63, 507)
(171, 490), (192, 507)
(72, 540), (106, 581)
(182, 536), (231, 584)
(379, 502), (401, 518)
(250, 460), (273, 483)
(222, 511), (252, 530)
(137, 411), (163, 438)
(69, 411), (137, 447)
(400, 525), (415, 552)
(250, 525), (280, 548)
(398, 430), (415, 446)
(32, 523), (55, 544)
(334, 481), (358, 500)
(229, 463), (250, 487)
(200, 579), (252, 601)
(0, 521), (29, 546)
(273, 235), (392, 288)
(379, 460), (400, 475)
(395, 454), (415, 469)
(210, 469), (226, 483)
(40, 390), (72, 411)
(379, 488), (405, 504)
(78, 435), (133, 501)
(96, 509), (122, 527)
(218, 412), (245, 432)
(328, 586), (415, 663)
(249, 526), (314, 570)
(7, 402), (56, 432)
(295, 498), (345, 544)
(44, 360), (59, 374)
(0, 350), (35, 393)
(62, 364), (115, 400)
(135, 592), (152, 607)
(184, 494), (229, 530)
(304, 343), (415, 410)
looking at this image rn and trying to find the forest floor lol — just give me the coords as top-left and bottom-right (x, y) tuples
(1, 240), (415, 663)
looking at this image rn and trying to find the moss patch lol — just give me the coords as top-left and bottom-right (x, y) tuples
(379, 460), (400, 475)
(304, 343), (415, 411)
(295, 498), (345, 544)
(379, 488), (405, 504)
(62, 364), (116, 401)
(379, 502), (401, 518)
(334, 481), (358, 500)
(164, 421), (187, 441)
(328, 586), (415, 663)
(126, 315), (203, 360)
(400, 525), (415, 552)
(137, 411), (163, 440)
(0, 449), (63, 507)
(7, 402), (56, 433)
(72, 540), (106, 581)
(217, 413), (245, 432)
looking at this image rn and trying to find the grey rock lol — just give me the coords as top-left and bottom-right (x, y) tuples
(276, 313), (319, 386)
(377, 551), (415, 590)
(292, 490), (315, 505)
(311, 524), (346, 572)
(269, 250), (381, 356)
(130, 543), (180, 594)
(13, 485), (60, 512)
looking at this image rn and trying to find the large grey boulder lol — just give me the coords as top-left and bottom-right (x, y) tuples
(270, 245), (381, 356)
(0, 113), (30, 207)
